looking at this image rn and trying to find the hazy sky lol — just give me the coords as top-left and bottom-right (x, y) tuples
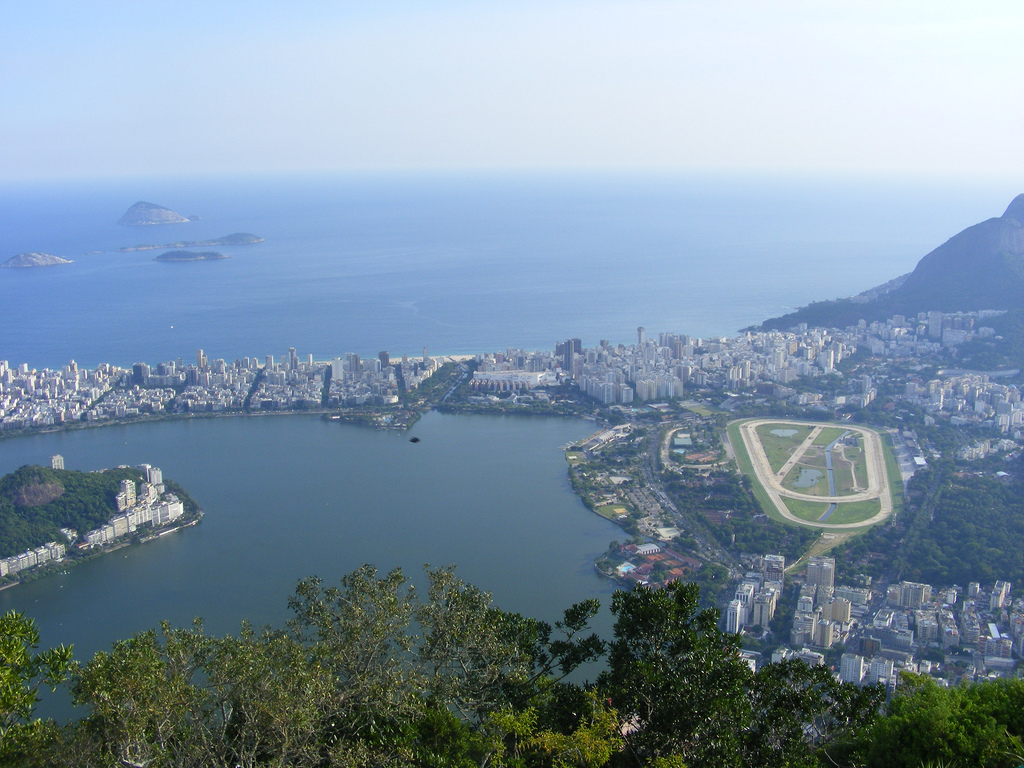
(2, 1), (1022, 180)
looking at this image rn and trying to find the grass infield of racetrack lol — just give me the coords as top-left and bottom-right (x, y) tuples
(812, 426), (848, 446)
(850, 441), (869, 489)
(754, 423), (812, 474)
(782, 497), (881, 525)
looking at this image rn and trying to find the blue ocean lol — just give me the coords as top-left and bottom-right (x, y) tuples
(1, 172), (1014, 369)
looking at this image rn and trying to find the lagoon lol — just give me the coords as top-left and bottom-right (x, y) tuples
(0, 412), (620, 696)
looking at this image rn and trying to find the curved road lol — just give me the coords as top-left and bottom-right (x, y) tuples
(737, 419), (893, 529)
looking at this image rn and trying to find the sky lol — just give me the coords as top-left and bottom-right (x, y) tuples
(2, 1), (1022, 181)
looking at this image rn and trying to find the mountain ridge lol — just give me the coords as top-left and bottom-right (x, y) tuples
(761, 194), (1024, 330)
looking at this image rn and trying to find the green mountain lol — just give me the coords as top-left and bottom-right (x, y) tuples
(762, 194), (1024, 330)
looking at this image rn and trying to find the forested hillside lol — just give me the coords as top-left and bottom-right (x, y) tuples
(0, 466), (143, 558)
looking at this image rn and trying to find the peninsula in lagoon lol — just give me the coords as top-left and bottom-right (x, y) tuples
(0, 461), (201, 584)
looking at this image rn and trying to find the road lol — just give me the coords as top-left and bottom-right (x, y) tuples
(441, 363), (471, 402)
(642, 426), (739, 571)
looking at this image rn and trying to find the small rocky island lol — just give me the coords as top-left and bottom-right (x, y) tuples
(1, 252), (73, 268)
(119, 233), (264, 252)
(117, 201), (191, 226)
(155, 250), (228, 262)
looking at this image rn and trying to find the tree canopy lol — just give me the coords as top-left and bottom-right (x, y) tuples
(1, 566), (1021, 768)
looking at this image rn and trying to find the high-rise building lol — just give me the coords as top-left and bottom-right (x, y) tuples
(726, 599), (746, 634)
(735, 583), (755, 610)
(867, 658), (894, 685)
(762, 554), (785, 584)
(806, 556), (835, 589)
(991, 581), (1012, 611)
(556, 338), (582, 374)
(839, 653), (864, 684)
(120, 479), (136, 508)
(50, 455), (64, 471)
(751, 588), (778, 627)
(814, 620), (835, 648)
(379, 351), (390, 368)
(637, 326), (646, 345)
(898, 581), (932, 610)
(824, 598), (851, 624)
(196, 349), (207, 369)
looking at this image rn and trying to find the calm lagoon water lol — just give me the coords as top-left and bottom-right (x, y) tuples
(0, 412), (619, 644)
(0, 412), (621, 715)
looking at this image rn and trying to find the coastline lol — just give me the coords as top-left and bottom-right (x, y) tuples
(0, 511), (203, 589)
(0, 408), (334, 443)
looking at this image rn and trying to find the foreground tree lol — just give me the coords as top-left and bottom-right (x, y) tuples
(859, 673), (1024, 768)
(0, 611), (72, 764)
(7, 569), (970, 767)
(61, 565), (610, 767)
(599, 581), (750, 767)
(67, 620), (333, 768)
(598, 582), (881, 768)
(743, 659), (883, 768)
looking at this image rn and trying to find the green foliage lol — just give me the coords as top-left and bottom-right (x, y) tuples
(860, 674), (1024, 768)
(744, 660), (883, 768)
(0, 465), (143, 558)
(69, 619), (334, 768)
(899, 461), (1024, 586)
(664, 466), (818, 561)
(599, 581), (750, 766)
(523, 692), (623, 768)
(59, 565), (613, 767)
(829, 523), (899, 582)
(10, 569), (1024, 767)
(0, 611), (72, 763)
